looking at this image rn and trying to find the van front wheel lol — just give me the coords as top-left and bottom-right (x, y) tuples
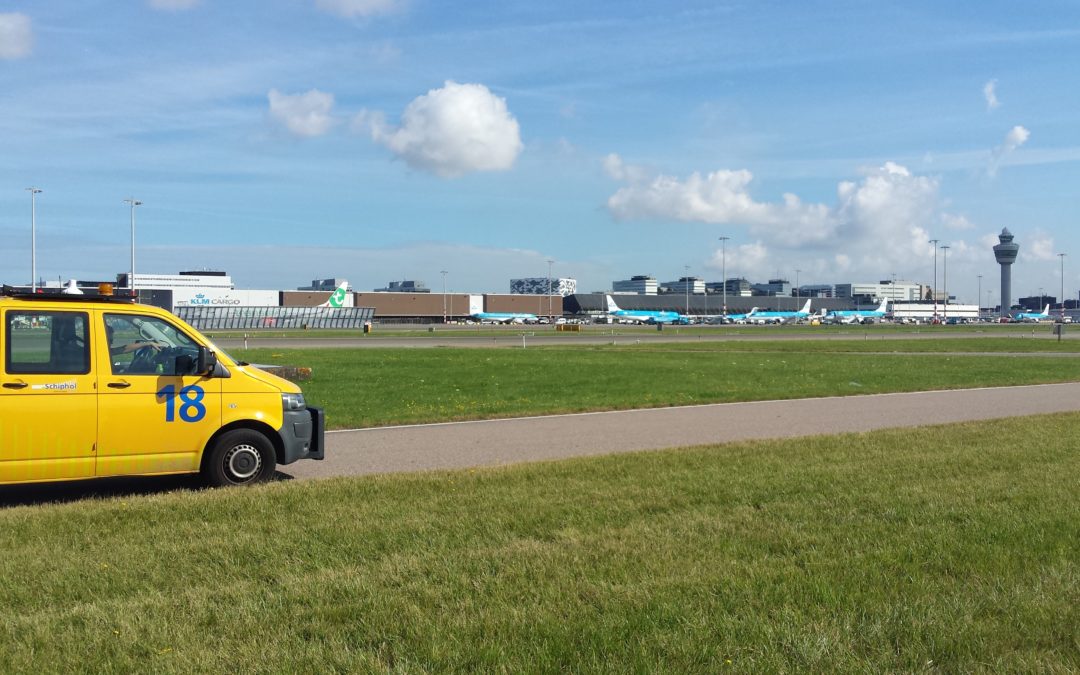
(204, 430), (277, 487)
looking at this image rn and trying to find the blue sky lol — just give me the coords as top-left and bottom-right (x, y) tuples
(2, 1), (1079, 304)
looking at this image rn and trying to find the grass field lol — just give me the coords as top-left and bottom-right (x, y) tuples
(1, 414), (1076, 671)
(235, 341), (1080, 429)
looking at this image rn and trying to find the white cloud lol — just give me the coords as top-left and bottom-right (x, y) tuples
(607, 160), (835, 246)
(610, 158), (988, 286)
(0, 13), (32, 59)
(1027, 234), (1057, 262)
(148, 0), (201, 10)
(315, 0), (405, 18)
(988, 125), (1030, 177)
(268, 88), (336, 138)
(362, 81), (523, 178)
(983, 79), (1000, 110)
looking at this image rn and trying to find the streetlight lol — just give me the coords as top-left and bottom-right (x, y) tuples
(546, 259), (554, 321)
(929, 238), (940, 319)
(940, 244), (950, 321)
(26, 187), (42, 292)
(718, 236), (730, 317)
(440, 270), (448, 323)
(977, 274), (983, 319)
(123, 197), (142, 296)
(684, 265), (690, 316)
(1059, 253), (1067, 321)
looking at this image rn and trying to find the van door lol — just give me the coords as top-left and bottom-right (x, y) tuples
(96, 312), (221, 477)
(0, 308), (97, 483)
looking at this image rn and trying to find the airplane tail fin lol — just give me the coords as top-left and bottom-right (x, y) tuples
(319, 281), (350, 308)
(605, 295), (621, 313)
(800, 299), (812, 314)
(747, 307), (758, 316)
(1043, 304), (1050, 316)
(877, 297), (889, 313)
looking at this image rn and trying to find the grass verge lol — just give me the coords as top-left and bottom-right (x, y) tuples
(1, 414), (1077, 671)
(235, 345), (1080, 428)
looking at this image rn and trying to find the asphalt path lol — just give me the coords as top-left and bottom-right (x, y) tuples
(281, 382), (1080, 481)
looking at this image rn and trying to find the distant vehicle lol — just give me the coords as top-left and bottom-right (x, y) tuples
(1012, 304), (1051, 322)
(318, 281), (352, 308)
(604, 295), (685, 325)
(470, 312), (539, 324)
(824, 297), (889, 324)
(748, 299), (812, 324)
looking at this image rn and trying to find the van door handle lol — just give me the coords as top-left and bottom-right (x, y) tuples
(2, 381), (28, 389)
(107, 381), (132, 389)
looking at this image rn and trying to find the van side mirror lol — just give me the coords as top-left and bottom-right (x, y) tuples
(197, 347), (217, 376)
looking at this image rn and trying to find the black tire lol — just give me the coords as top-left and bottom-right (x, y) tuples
(203, 429), (277, 487)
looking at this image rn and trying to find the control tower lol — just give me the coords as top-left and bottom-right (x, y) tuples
(993, 228), (1019, 316)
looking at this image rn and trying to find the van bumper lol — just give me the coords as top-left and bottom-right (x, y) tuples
(278, 406), (326, 464)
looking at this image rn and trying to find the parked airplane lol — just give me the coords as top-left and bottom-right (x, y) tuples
(747, 299), (812, 324)
(605, 295), (686, 324)
(471, 312), (539, 324)
(1013, 304), (1051, 322)
(714, 307), (759, 324)
(318, 281), (352, 308)
(825, 297), (889, 324)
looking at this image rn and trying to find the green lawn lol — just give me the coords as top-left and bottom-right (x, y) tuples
(235, 343), (1080, 429)
(1, 414), (1076, 671)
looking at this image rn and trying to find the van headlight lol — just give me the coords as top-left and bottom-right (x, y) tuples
(282, 393), (306, 411)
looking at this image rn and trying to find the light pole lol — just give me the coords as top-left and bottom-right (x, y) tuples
(440, 270), (448, 323)
(718, 236), (730, 317)
(546, 259), (554, 320)
(929, 238), (940, 319)
(940, 245), (950, 321)
(1059, 253), (1067, 320)
(123, 198), (142, 296)
(26, 187), (42, 292)
(684, 265), (690, 316)
(977, 274), (983, 319)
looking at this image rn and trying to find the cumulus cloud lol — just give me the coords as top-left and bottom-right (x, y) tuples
(988, 125), (1030, 177)
(608, 157), (986, 285)
(0, 13), (32, 59)
(983, 79), (999, 110)
(607, 159), (835, 246)
(315, 0), (405, 18)
(361, 81), (523, 178)
(268, 88), (336, 138)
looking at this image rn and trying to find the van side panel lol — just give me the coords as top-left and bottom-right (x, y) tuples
(0, 308), (97, 484)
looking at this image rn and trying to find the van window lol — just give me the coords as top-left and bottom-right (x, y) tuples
(104, 313), (199, 376)
(6, 311), (90, 375)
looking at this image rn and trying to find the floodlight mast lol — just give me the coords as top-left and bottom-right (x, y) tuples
(124, 198), (143, 295)
(718, 236), (730, 317)
(929, 238), (940, 319)
(27, 187), (42, 292)
(1060, 253), (1067, 321)
(940, 245), (950, 321)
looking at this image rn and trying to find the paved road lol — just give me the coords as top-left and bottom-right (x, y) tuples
(281, 382), (1080, 480)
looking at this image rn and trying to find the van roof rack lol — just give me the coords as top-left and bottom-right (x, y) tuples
(1, 285), (137, 303)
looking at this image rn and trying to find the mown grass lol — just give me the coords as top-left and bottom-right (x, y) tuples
(1, 414), (1077, 672)
(236, 344), (1080, 429)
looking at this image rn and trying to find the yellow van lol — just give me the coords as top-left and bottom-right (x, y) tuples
(0, 285), (324, 486)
